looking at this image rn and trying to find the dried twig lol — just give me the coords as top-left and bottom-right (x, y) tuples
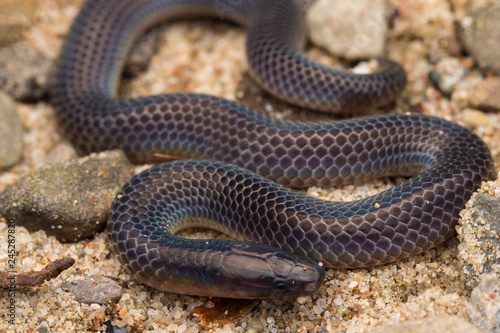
(0, 258), (75, 288)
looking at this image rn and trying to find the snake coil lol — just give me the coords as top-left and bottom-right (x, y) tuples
(53, 0), (494, 298)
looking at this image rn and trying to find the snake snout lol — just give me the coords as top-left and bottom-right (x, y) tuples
(279, 257), (325, 297)
(220, 243), (325, 298)
(267, 251), (325, 297)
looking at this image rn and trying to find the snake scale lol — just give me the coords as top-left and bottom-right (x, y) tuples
(52, 0), (495, 299)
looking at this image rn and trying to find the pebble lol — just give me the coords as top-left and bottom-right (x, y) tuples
(348, 280), (358, 289)
(46, 142), (78, 164)
(0, 90), (23, 169)
(0, 42), (52, 101)
(467, 273), (500, 333)
(0, 150), (134, 242)
(366, 315), (482, 333)
(61, 274), (123, 305)
(306, 0), (388, 59)
(457, 174), (500, 288)
(459, 3), (500, 75)
(428, 57), (467, 96)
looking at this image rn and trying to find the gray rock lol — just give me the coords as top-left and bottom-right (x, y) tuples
(459, 193), (500, 288)
(0, 43), (52, 101)
(459, 4), (500, 75)
(0, 90), (23, 169)
(467, 273), (500, 333)
(0, 150), (134, 242)
(62, 274), (123, 305)
(306, 0), (388, 59)
(367, 316), (482, 333)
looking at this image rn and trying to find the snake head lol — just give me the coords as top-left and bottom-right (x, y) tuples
(218, 242), (325, 299)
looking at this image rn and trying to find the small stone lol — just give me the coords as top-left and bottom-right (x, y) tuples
(177, 323), (187, 333)
(0, 42), (52, 101)
(35, 321), (51, 333)
(166, 324), (178, 332)
(46, 142), (78, 164)
(313, 305), (323, 315)
(428, 57), (467, 96)
(297, 296), (307, 304)
(306, 0), (388, 59)
(467, 273), (500, 332)
(298, 321), (314, 331)
(0, 150), (134, 242)
(61, 274), (123, 305)
(459, 4), (500, 75)
(94, 309), (106, 320)
(248, 318), (265, 332)
(348, 280), (358, 289)
(366, 316), (482, 333)
(0, 90), (23, 169)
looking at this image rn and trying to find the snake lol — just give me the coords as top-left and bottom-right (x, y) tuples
(52, 0), (495, 299)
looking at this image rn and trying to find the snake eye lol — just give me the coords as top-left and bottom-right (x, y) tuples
(273, 281), (287, 294)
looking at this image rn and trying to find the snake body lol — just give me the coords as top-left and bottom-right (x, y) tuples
(53, 0), (495, 299)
